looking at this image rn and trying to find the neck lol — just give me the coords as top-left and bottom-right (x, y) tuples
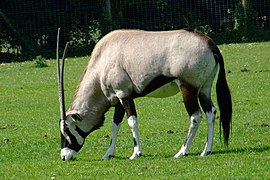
(68, 69), (110, 132)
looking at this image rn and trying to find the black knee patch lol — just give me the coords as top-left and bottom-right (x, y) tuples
(113, 102), (125, 125)
(120, 97), (137, 117)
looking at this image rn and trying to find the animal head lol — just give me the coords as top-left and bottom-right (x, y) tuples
(59, 113), (86, 160)
(56, 30), (106, 160)
(56, 30), (82, 161)
(59, 112), (106, 160)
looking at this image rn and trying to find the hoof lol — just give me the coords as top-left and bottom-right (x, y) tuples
(200, 151), (212, 157)
(102, 154), (115, 160)
(129, 153), (142, 160)
(174, 153), (188, 158)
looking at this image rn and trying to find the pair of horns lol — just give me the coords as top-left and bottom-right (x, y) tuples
(57, 28), (69, 121)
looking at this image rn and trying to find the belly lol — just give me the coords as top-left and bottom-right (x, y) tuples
(146, 80), (181, 98)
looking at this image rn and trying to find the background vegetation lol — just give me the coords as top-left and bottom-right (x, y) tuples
(1, 0), (270, 62)
(0, 42), (269, 179)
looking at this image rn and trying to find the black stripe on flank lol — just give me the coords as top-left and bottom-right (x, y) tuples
(133, 75), (175, 98)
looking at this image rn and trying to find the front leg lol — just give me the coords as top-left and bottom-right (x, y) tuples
(128, 115), (142, 159)
(120, 97), (142, 160)
(102, 122), (121, 160)
(103, 103), (125, 160)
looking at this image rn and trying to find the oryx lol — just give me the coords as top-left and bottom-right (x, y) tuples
(57, 28), (232, 161)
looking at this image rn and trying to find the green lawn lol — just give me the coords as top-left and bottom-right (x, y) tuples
(0, 42), (269, 179)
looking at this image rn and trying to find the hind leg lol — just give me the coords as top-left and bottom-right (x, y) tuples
(174, 81), (202, 158)
(199, 90), (216, 156)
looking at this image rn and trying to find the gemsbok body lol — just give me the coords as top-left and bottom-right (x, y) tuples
(57, 29), (232, 161)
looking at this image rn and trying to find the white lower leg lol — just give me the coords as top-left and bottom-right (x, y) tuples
(174, 110), (202, 158)
(128, 115), (142, 160)
(102, 121), (121, 160)
(201, 107), (216, 156)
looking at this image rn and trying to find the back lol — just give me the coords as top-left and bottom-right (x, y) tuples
(91, 29), (217, 96)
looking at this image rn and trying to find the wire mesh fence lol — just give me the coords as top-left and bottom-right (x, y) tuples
(119, 0), (237, 31)
(0, 1), (102, 57)
(0, 0), (269, 62)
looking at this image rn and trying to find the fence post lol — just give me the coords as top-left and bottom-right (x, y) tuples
(106, 0), (112, 31)
(241, 0), (248, 33)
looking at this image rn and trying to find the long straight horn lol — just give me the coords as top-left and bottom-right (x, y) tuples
(57, 28), (69, 120)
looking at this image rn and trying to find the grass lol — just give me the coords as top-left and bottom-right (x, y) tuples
(0, 42), (270, 179)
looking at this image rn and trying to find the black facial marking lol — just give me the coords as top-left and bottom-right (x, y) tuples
(64, 128), (84, 152)
(60, 119), (69, 149)
(60, 119), (85, 152)
(61, 132), (69, 149)
(75, 126), (89, 139)
(60, 111), (107, 153)
(133, 75), (175, 98)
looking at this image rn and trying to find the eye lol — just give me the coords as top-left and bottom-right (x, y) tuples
(71, 113), (82, 122)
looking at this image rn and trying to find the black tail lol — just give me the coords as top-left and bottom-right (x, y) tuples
(215, 53), (232, 147)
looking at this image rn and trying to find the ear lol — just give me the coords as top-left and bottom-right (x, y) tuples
(71, 113), (82, 122)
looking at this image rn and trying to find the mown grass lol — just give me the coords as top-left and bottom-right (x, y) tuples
(0, 42), (269, 179)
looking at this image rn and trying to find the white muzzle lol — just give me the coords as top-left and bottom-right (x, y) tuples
(61, 147), (77, 161)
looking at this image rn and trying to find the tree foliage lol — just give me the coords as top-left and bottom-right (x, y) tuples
(0, 0), (269, 62)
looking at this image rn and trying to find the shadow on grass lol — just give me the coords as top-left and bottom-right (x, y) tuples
(142, 145), (270, 159)
(173, 145), (270, 157)
(76, 146), (270, 162)
(180, 145), (270, 157)
(213, 145), (270, 155)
